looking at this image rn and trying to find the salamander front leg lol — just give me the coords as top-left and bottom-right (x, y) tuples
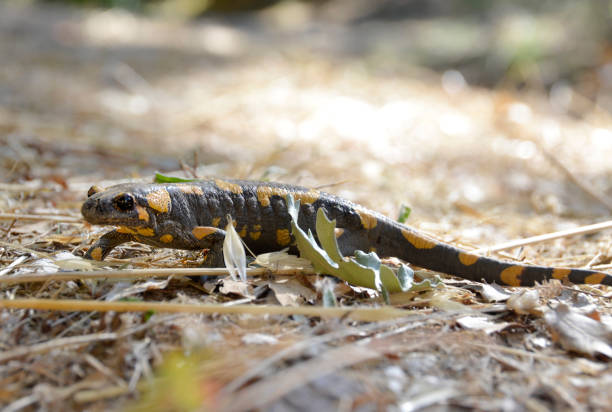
(84, 230), (136, 261)
(202, 240), (225, 268)
(192, 227), (227, 268)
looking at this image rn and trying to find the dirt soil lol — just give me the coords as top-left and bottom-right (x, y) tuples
(1, 3), (611, 411)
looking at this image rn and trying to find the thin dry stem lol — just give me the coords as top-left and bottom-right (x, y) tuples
(0, 298), (413, 322)
(472, 220), (612, 255)
(0, 213), (81, 223)
(0, 267), (311, 285)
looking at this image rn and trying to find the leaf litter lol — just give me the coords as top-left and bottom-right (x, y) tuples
(0, 3), (611, 411)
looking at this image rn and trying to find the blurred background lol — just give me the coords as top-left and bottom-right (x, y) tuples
(2, 0), (612, 225)
(2, 3), (612, 410)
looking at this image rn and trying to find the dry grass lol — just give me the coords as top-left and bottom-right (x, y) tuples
(1, 3), (611, 411)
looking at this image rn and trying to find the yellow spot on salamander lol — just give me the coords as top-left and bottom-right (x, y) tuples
(192, 226), (219, 240)
(552, 268), (571, 280)
(214, 179), (243, 194)
(90, 247), (103, 261)
(584, 272), (607, 284)
(136, 228), (155, 237)
(458, 252), (479, 266)
(238, 225), (247, 238)
(136, 205), (149, 222)
(147, 188), (171, 213)
(212, 217), (222, 227)
(256, 186), (319, 207)
(401, 229), (437, 249)
(355, 208), (377, 230)
(117, 226), (154, 236)
(160, 234), (174, 243)
(249, 224), (262, 240)
(178, 185), (204, 195)
(276, 229), (291, 246)
(500, 266), (524, 286)
(334, 228), (344, 238)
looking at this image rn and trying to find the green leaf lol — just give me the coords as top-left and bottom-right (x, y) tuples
(397, 204), (412, 224)
(320, 278), (337, 307)
(286, 194), (438, 296)
(143, 310), (155, 322)
(154, 172), (197, 183)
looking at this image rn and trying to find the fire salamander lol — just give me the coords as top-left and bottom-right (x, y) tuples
(81, 179), (612, 287)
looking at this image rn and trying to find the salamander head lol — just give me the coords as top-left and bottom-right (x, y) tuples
(81, 183), (167, 228)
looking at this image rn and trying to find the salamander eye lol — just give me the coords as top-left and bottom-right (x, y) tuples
(113, 193), (135, 212)
(87, 185), (103, 197)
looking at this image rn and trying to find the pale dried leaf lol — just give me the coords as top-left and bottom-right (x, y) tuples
(430, 293), (474, 313)
(317, 277), (337, 307)
(0, 255), (29, 276)
(456, 316), (510, 335)
(544, 303), (612, 358)
(507, 289), (542, 315)
(53, 252), (97, 271)
(223, 217), (247, 282)
(10, 221), (49, 235)
(253, 250), (313, 271)
(219, 279), (254, 298)
(104, 278), (171, 301)
(269, 279), (317, 307)
(472, 283), (512, 302)
(29, 258), (61, 274)
(242, 333), (278, 345)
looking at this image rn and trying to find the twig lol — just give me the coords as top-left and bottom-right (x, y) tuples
(0, 213), (81, 223)
(0, 298), (413, 322)
(73, 384), (130, 404)
(471, 220), (612, 254)
(0, 267), (311, 285)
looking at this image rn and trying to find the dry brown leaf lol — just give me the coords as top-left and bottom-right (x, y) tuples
(44, 234), (83, 244)
(10, 221), (50, 235)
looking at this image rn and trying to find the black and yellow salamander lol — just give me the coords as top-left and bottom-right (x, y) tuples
(81, 178), (612, 287)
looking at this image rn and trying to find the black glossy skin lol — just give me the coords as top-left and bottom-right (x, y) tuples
(81, 179), (612, 286)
